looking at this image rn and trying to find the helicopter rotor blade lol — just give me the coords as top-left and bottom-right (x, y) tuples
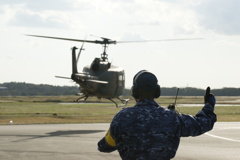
(26, 34), (202, 45)
(90, 34), (111, 41)
(26, 34), (97, 44)
(117, 38), (203, 44)
(26, 34), (116, 45)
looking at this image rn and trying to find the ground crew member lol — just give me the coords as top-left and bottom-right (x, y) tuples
(98, 70), (217, 160)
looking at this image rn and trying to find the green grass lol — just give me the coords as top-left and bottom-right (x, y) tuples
(0, 96), (240, 124)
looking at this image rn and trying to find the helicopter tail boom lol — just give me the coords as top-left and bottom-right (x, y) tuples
(72, 46), (78, 74)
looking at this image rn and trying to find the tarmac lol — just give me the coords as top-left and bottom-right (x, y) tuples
(0, 122), (239, 160)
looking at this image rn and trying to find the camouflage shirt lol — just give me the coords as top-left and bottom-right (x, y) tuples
(98, 99), (217, 160)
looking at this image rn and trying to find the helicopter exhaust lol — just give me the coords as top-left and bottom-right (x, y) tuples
(72, 46), (78, 74)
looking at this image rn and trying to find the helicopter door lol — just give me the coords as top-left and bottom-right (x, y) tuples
(116, 71), (125, 96)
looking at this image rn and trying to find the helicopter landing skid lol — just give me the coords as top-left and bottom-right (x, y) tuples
(75, 95), (89, 102)
(75, 94), (128, 107)
(107, 97), (129, 108)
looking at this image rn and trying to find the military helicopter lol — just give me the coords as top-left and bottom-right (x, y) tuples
(27, 34), (202, 107)
(27, 34), (129, 107)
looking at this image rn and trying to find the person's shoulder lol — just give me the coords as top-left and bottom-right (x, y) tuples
(156, 106), (169, 112)
(118, 106), (136, 114)
(111, 106), (136, 122)
(114, 105), (142, 117)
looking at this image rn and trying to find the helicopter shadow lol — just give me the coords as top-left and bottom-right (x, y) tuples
(12, 129), (105, 143)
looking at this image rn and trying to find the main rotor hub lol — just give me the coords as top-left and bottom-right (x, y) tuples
(97, 38), (116, 62)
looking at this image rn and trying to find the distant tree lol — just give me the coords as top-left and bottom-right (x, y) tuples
(212, 88), (240, 96)
(1, 82), (240, 96)
(0, 82), (79, 96)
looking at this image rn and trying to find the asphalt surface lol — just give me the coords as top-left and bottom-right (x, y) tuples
(0, 122), (239, 160)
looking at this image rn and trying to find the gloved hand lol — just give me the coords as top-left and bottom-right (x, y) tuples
(204, 87), (216, 107)
(168, 104), (175, 110)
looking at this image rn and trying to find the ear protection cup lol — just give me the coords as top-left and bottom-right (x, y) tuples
(131, 70), (161, 99)
(131, 70), (148, 99)
(154, 85), (161, 98)
(131, 85), (139, 99)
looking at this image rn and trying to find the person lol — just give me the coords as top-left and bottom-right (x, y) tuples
(98, 70), (217, 160)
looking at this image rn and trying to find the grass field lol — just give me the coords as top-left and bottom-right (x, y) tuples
(0, 96), (240, 124)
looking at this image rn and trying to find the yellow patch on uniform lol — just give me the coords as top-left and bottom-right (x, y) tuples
(105, 129), (116, 147)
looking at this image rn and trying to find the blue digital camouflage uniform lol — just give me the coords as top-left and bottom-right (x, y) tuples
(98, 99), (217, 160)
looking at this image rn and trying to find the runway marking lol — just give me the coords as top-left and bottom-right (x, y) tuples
(205, 127), (240, 143)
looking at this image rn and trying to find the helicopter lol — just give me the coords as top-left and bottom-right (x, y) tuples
(27, 34), (129, 107)
(27, 34), (202, 107)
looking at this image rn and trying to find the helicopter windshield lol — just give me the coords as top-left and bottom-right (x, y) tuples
(118, 73), (125, 87)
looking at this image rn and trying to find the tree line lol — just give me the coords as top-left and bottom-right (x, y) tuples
(0, 82), (240, 96)
(0, 82), (79, 96)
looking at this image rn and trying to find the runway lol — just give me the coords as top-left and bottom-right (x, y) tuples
(0, 122), (239, 160)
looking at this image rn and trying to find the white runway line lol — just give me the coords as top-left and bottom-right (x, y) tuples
(205, 127), (240, 143)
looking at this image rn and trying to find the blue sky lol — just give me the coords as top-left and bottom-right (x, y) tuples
(1, 0), (240, 89)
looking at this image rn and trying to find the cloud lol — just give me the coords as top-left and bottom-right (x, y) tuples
(8, 10), (68, 29)
(3, 0), (239, 36)
(0, 0), (72, 11)
(149, 0), (240, 35)
(120, 33), (146, 41)
(195, 0), (240, 35)
(0, 0), (73, 29)
(0, 0), (139, 30)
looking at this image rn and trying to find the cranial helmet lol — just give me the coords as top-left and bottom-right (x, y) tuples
(131, 70), (161, 99)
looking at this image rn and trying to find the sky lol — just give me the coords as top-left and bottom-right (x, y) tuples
(1, 0), (240, 89)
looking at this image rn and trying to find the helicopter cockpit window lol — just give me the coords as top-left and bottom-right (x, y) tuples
(119, 75), (123, 81)
(119, 75), (124, 86)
